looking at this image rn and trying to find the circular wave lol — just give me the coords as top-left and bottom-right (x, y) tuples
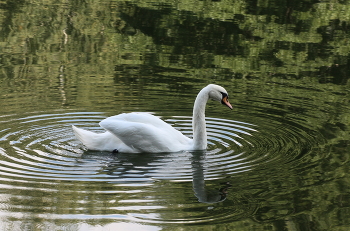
(0, 110), (325, 224)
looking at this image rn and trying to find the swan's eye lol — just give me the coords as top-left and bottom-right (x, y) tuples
(220, 92), (228, 99)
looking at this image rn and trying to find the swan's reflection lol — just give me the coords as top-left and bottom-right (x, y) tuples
(79, 150), (230, 203)
(191, 151), (231, 203)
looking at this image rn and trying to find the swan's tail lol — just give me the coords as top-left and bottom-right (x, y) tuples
(72, 125), (118, 151)
(72, 125), (98, 150)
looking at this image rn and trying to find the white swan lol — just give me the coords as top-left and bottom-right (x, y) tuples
(72, 84), (232, 153)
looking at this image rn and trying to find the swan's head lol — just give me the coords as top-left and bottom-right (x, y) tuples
(207, 84), (233, 110)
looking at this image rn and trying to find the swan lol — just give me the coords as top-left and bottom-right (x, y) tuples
(72, 84), (232, 153)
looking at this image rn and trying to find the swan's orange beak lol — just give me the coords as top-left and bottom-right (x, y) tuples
(222, 96), (233, 110)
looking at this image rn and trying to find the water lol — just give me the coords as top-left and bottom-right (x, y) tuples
(1, 0), (350, 230)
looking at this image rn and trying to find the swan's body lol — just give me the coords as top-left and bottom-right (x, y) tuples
(72, 84), (232, 153)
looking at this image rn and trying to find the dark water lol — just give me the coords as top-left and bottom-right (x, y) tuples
(1, 0), (350, 230)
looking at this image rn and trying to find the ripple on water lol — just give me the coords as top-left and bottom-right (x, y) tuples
(0, 110), (325, 224)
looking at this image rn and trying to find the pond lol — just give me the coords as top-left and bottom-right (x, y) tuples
(0, 0), (350, 230)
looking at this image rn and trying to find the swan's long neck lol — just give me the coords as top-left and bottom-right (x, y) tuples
(192, 88), (209, 150)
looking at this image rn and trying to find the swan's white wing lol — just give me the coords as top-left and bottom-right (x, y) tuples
(99, 113), (191, 153)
